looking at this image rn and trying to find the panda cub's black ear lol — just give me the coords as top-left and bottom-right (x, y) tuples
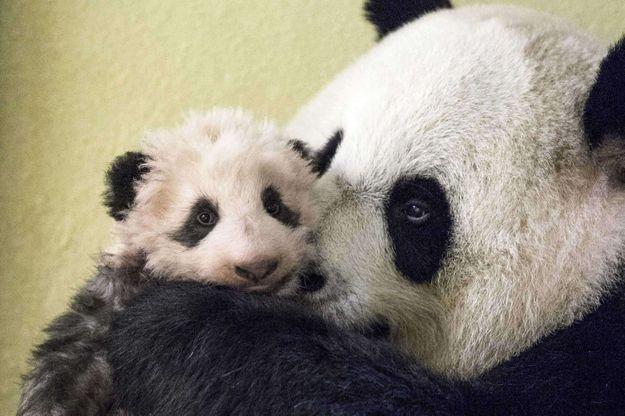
(104, 151), (150, 221)
(364, 0), (452, 40)
(288, 130), (343, 178)
(583, 36), (625, 181)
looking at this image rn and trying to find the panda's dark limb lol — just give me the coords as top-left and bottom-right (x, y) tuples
(109, 281), (625, 416)
(109, 282), (467, 416)
(466, 279), (625, 416)
(17, 265), (148, 416)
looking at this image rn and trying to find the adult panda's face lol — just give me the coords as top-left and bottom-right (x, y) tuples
(285, 5), (625, 377)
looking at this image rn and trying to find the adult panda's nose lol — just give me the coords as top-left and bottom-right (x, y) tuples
(234, 259), (279, 282)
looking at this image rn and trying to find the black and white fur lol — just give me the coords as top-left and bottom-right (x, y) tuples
(17, 109), (340, 416)
(109, 1), (625, 415)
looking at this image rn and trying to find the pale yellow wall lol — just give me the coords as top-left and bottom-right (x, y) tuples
(1, 1), (623, 413)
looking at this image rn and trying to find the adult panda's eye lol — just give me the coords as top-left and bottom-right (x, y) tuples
(196, 210), (217, 226)
(385, 177), (453, 284)
(400, 200), (431, 225)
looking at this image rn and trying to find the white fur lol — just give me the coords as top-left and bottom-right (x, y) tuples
(107, 108), (317, 292)
(286, 6), (625, 377)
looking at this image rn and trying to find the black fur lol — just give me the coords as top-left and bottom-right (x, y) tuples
(103, 152), (149, 221)
(583, 35), (625, 149)
(171, 198), (219, 248)
(289, 131), (343, 177)
(364, 0), (452, 39)
(17, 264), (153, 416)
(109, 278), (625, 415)
(312, 129), (343, 177)
(466, 278), (625, 415)
(360, 317), (391, 339)
(109, 282), (466, 416)
(385, 177), (453, 283)
(261, 186), (300, 228)
(298, 270), (326, 293)
(288, 139), (313, 161)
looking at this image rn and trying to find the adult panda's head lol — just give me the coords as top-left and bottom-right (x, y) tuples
(286, 1), (625, 378)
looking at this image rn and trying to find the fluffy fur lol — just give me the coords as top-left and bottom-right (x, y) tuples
(110, 281), (466, 416)
(17, 264), (149, 416)
(109, 3), (625, 414)
(104, 152), (149, 221)
(106, 108), (319, 291)
(18, 109), (338, 415)
(109, 278), (625, 415)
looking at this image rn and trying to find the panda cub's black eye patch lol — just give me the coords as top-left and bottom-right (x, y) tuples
(171, 199), (219, 248)
(385, 177), (452, 284)
(261, 186), (300, 228)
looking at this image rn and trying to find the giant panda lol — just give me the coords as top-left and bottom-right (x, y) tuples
(108, 1), (625, 415)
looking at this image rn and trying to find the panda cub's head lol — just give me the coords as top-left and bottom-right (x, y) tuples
(103, 108), (340, 292)
(286, 2), (625, 378)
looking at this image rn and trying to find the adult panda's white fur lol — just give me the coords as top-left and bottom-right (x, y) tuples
(286, 5), (625, 377)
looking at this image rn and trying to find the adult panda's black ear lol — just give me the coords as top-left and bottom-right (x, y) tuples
(583, 36), (625, 181)
(288, 130), (343, 178)
(312, 130), (343, 177)
(364, 0), (452, 40)
(104, 151), (150, 221)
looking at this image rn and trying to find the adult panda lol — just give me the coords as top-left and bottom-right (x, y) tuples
(109, 1), (625, 415)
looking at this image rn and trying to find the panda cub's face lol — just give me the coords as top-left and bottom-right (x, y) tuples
(105, 109), (334, 292)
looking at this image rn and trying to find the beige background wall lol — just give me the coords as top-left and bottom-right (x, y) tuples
(1, 0), (623, 413)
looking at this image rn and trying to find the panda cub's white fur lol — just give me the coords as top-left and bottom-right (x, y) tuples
(106, 108), (318, 292)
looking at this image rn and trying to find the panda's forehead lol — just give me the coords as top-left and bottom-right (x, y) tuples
(289, 6), (604, 193)
(152, 142), (291, 211)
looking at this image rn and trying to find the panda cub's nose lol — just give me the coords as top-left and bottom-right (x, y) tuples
(234, 259), (279, 282)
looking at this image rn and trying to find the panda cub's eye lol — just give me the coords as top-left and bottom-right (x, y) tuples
(400, 200), (431, 225)
(265, 201), (281, 216)
(196, 211), (217, 226)
(261, 186), (300, 228)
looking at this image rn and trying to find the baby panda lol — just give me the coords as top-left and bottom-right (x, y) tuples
(103, 108), (341, 292)
(17, 108), (341, 416)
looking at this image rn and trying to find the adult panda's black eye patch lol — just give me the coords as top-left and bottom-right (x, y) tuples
(171, 199), (219, 248)
(385, 177), (452, 284)
(262, 186), (300, 228)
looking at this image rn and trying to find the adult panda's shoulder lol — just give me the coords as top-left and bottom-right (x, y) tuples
(108, 282), (468, 416)
(108, 278), (625, 415)
(468, 279), (625, 415)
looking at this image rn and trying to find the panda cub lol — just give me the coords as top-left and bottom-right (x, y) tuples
(17, 108), (341, 416)
(103, 108), (340, 292)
